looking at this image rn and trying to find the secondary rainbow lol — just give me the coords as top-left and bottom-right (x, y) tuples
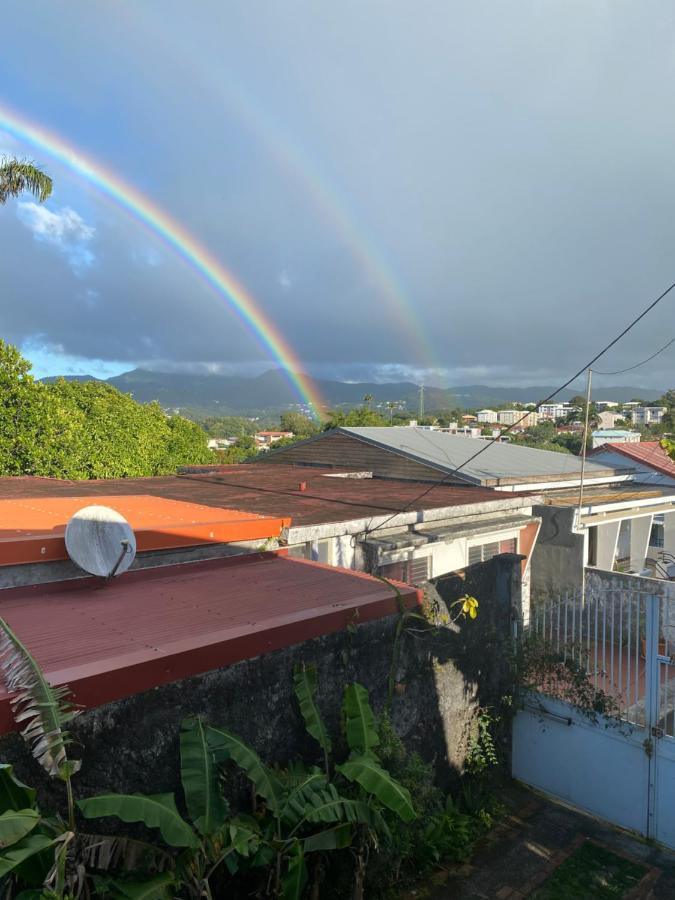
(0, 99), (325, 417)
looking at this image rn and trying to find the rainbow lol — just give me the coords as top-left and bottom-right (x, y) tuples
(123, 3), (442, 375)
(0, 99), (326, 417)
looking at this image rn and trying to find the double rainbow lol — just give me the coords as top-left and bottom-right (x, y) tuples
(0, 99), (325, 417)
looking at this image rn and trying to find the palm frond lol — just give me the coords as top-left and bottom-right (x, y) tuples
(0, 618), (79, 777)
(0, 157), (53, 204)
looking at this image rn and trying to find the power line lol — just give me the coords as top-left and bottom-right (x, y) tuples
(361, 280), (675, 537)
(592, 336), (675, 376)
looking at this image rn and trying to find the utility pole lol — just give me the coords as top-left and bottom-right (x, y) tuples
(577, 368), (593, 607)
(419, 384), (425, 420)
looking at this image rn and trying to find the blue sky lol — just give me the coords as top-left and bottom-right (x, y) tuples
(2, 1), (675, 389)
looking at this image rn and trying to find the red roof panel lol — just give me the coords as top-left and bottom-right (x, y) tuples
(0, 553), (420, 733)
(590, 441), (675, 479)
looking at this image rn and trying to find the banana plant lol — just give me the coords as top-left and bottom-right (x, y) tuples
(79, 717), (260, 899)
(200, 669), (416, 898)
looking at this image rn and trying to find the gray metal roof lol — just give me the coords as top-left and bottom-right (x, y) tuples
(340, 427), (629, 486)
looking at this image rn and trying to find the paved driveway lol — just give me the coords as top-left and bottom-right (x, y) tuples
(421, 784), (675, 899)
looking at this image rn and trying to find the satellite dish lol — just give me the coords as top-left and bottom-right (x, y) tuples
(65, 505), (137, 578)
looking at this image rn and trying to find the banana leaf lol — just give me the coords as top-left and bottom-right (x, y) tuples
(293, 666), (332, 762)
(0, 764), (35, 813)
(337, 756), (415, 822)
(78, 794), (199, 849)
(180, 717), (229, 835)
(0, 832), (54, 879)
(342, 684), (379, 755)
(205, 726), (281, 814)
(0, 808), (39, 849)
(281, 841), (307, 900)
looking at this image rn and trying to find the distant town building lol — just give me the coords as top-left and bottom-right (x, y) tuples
(497, 409), (539, 427)
(477, 409), (498, 423)
(538, 403), (568, 420)
(597, 411), (623, 430)
(591, 429), (641, 449)
(630, 407), (667, 428)
(255, 431), (293, 447)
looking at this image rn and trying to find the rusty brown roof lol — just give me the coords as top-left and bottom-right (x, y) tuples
(0, 465), (529, 529)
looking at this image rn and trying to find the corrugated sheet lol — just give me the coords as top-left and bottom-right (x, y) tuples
(339, 428), (626, 485)
(0, 554), (420, 732)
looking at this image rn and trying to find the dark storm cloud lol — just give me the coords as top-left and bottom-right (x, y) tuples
(2, 0), (675, 386)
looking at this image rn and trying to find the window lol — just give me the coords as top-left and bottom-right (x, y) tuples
(650, 522), (665, 549)
(467, 538), (517, 566)
(379, 555), (430, 584)
(587, 526), (598, 566)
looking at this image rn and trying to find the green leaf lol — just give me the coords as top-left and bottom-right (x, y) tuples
(303, 823), (352, 853)
(302, 787), (382, 829)
(281, 771), (328, 826)
(205, 726), (281, 814)
(281, 842), (307, 900)
(337, 756), (416, 822)
(78, 794), (199, 849)
(180, 717), (229, 835)
(0, 764), (36, 813)
(108, 872), (175, 899)
(293, 666), (332, 759)
(0, 832), (54, 879)
(342, 683), (379, 755)
(0, 808), (39, 849)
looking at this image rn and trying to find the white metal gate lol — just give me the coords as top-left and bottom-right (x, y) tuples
(512, 587), (675, 849)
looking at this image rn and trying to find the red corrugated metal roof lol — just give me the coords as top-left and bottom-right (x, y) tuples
(0, 553), (420, 733)
(590, 441), (675, 479)
(0, 496), (288, 566)
(0, 466), (527, 530)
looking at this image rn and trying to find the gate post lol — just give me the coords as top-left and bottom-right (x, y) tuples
(645, 593), (661, 840)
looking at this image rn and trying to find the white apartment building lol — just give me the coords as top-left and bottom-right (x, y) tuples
(598, 411), (623, 429)
(497, 409), (539, 427)
(630, 407), (667, 427)
(477, 409), (499, 423)
(538, 403), (568, 420)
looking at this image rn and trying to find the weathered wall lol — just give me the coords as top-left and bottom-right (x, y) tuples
(0, 556), (519, 814)
(531, 505), (585, 598)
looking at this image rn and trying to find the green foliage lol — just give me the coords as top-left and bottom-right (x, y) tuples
(342, 683), (380, 755)
(79, 793), (200, 849)
(0, 157), (52, 204)
(464, 708), (500, 775)
(0, 342), (212, 478)
(279, 411), (319, 437)
(180, 716), (229, 835)
(293, 666), (332, 770)
(323, 406), (388, 429)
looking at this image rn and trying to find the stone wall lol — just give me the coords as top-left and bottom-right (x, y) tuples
(0, 555), (521, 813)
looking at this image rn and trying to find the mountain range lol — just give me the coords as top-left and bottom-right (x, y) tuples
(40, 369), (665, 416)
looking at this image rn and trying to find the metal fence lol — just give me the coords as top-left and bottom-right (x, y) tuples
(530, 588), (674, 737)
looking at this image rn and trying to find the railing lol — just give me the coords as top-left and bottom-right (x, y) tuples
(529, 587), (675, 737)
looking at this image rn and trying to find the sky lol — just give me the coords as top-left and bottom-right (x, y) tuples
(2, 1), (675, 392)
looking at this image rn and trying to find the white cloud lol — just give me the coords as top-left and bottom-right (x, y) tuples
(278, 269), (292, 291)
(16, 202), (96, 272)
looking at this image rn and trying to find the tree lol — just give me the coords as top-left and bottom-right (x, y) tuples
(0, 157), (52, 204)
(0, 343), (212, 478)
(0, 340), (45, 475)
(279, 410), (318, 437)
(323, 407), (388, 429)
(363, 393), (374, 410)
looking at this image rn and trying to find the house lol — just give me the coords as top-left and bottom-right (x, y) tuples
(255, 430), (293, 446)
(591, 429), (641, 449)
(256, 426), (675, 595)
(589, 440), (675, 487)
(0, 467), (541, 598)
(630, 406), (667, 427)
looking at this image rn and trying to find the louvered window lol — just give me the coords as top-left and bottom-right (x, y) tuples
(379, 556), (430, 584)
(468, 538), (517, 566)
